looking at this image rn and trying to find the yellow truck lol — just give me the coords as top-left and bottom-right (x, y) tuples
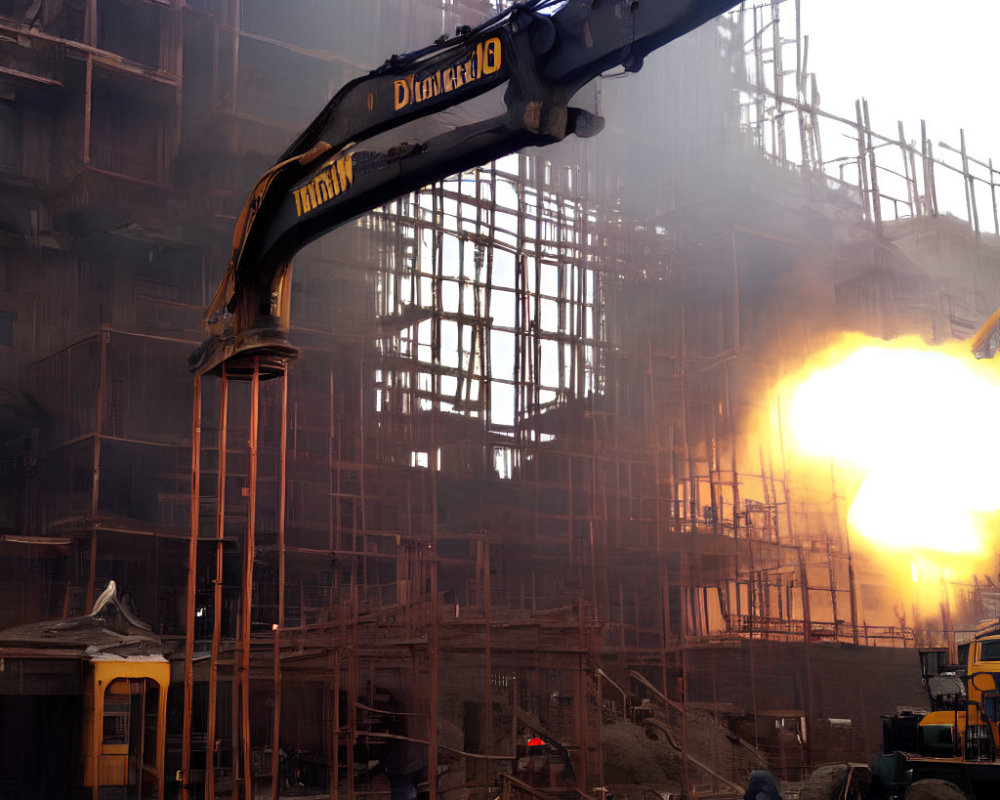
(876, 622), (1000, 799)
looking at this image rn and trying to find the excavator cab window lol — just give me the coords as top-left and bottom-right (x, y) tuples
(979, 641), (1000, 662)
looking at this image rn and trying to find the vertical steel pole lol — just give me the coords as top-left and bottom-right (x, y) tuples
(206, 372), (228, 799)
(91, 675), (102, 800)
(483, 539), (492, 788)
(278, 370), (288, 627)
(855, 100), (871, 222)
(990, 158), (999, 235)
(87, 328), (108, 610)
(182, 373), (202, 800)
(680, 556), (690, 796)
(271, 367), (288, 798)
(330, 648), (340, 800)
(862, 100), (882, 233)
(241, 360), (260, 798)
(231, 660), (240, 793)
(347, 579), (358, 800)
(797, 544), (815, 771)
(961, 129), (981, 239)
(428, 410), (439, 800)
(84, 0), (97, 45)
(231, 0), (241, 114)
(271, 624), (281, 800)
(82, 55), (93, 165)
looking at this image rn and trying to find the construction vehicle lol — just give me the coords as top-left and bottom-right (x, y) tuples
(189, 0), (743, 378)
(797, 628), (999, 800)
(866, 622), (1000, 800)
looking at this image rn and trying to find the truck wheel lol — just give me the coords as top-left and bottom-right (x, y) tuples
(904, 779), (969, 800)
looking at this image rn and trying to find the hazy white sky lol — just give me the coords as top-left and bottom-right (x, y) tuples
(798, 0), (1000, 156)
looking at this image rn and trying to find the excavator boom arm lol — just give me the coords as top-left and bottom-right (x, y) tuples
(191, 0), (740, 377)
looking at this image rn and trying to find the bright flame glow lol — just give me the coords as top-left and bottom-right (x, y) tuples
(781, 334), (1000, 556)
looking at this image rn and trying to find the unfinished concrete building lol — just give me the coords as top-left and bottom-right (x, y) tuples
(0, 1), (998, 798)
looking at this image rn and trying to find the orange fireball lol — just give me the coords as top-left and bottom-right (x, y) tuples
(778, 334), (1000, 556)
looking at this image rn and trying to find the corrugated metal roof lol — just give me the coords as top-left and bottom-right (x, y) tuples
(0, 580), (166, 659)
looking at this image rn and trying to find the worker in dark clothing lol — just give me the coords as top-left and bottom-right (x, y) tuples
(744, 770), (782, 800)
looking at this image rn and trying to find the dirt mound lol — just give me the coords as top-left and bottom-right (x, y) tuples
(602, 719), (683, 787)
